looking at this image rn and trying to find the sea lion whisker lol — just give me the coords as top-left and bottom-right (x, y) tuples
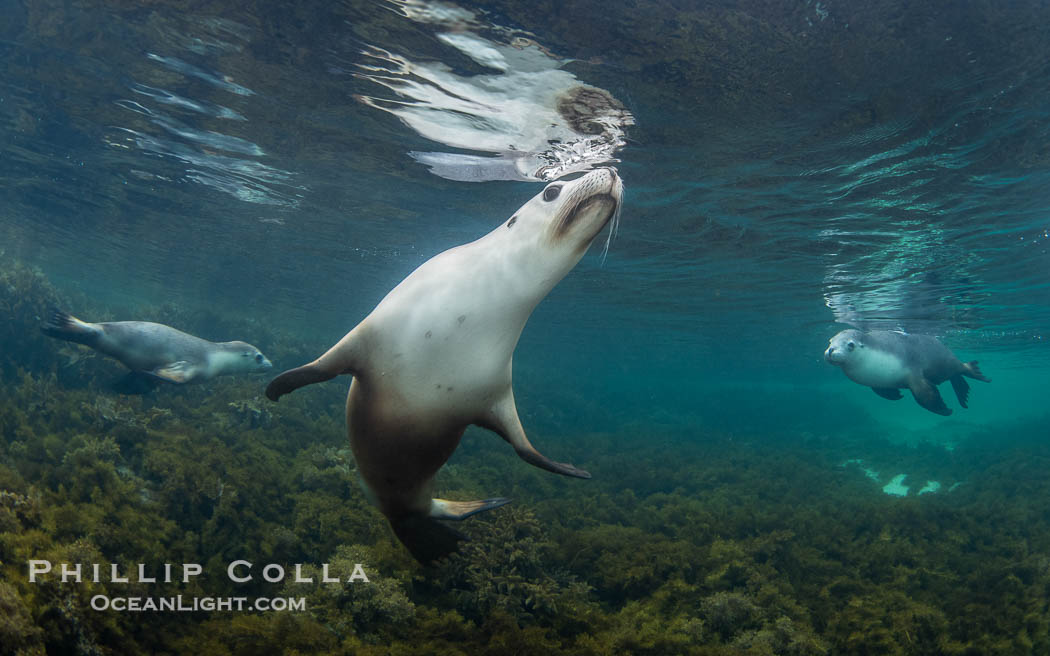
(599, 197), (622, 265)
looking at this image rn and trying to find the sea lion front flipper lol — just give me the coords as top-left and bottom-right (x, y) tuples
(266, 329), (364, 401)
(480, 391), (591, 479)
(872, 387), (903, 401)
(389, 515), (467, 564)
(266, 363), (339, 401)
(430, 497), (511, 520)
(908, 376), (952, 416)
(149, 361), (197, 384)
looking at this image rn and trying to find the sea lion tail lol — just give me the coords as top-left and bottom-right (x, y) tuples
(390, 516), (468, 564)
(41, 309), (100, 345)
(964, 361), (991, 383)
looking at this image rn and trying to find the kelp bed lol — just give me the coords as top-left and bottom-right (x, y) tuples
(2, 261), (1049, 655)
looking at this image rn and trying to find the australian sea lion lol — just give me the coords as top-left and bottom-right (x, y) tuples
(824, 329), (990, 416)
(43, 310), (272, 392)
(267, 167), (624, 563)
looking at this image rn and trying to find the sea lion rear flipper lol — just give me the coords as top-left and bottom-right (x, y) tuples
(964, 360), (991, 383)
(872, 387), (903, 401)
(480, 392), (591, 479)
(41, 309), (101, 345)
(149, 361), (196, 384)
(908, 377), (952, 416)
(430, 497), (511, 520)
(950, 375), (971, 408)
(390, 516), (467, 564)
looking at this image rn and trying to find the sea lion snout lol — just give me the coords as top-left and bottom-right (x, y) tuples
(546, 167), (623, 247)
(824, 344), (844, 364)
(825, 329), (862, 365)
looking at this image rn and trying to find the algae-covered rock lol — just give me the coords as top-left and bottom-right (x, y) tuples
(0, 262), (66, 379)
(278, 544), (415, 643)
(0, 580), (45, 656)
(3, 260), (1050, 653)
(431, 505), (597, 627)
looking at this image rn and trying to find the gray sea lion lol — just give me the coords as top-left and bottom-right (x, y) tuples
(824, 329), (990, 416)
(267, 167), (624, 563)
(43, 309), (272, 392)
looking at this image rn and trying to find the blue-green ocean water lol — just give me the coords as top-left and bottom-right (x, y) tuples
(4, 0), (1047, 430)
(2, 0), (1050, 652)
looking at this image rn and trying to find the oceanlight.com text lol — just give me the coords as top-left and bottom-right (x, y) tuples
(90, 595), (306, 612)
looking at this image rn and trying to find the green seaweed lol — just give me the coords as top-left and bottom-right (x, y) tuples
(4, 260), (1050, 654)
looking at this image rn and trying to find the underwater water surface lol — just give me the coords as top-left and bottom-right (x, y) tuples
(2, 0), (1050, 653)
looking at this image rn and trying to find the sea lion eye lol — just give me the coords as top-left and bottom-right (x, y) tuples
(542, 185), (562, 202)
(847, 342), (855, 351)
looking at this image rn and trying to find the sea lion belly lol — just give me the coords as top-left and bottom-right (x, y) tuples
(345, 377), (470, 518)
(843, 348), (911, 389)
(358, 243), (525, 409)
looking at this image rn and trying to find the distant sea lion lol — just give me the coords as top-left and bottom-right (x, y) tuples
(824, 329), (990, 416)
(267, 167), (624, 563)
(43, 310), (272, 393)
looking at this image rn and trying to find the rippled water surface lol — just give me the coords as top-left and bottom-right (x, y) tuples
(2, 0), (1048, 426)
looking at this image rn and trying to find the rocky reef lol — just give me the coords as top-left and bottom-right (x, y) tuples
(2, 260), (1050, 655)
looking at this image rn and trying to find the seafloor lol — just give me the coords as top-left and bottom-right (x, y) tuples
(2, 261), (1049, 655)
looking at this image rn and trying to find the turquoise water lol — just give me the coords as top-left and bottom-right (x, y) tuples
(2, 0), (1050, 653)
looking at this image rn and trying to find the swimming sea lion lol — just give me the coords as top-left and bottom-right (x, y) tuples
(43, 310), (272, 392)
(267, 167), (624, 563)
(824, 329), (990, 416)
